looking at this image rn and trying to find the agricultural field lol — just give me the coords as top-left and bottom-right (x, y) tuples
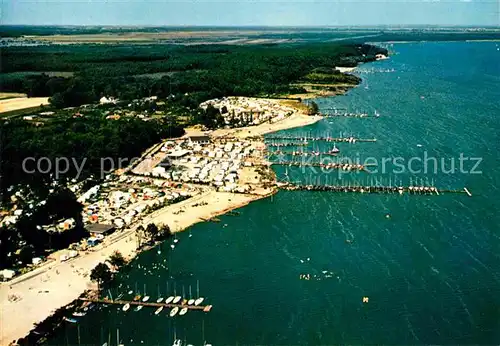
(0, 96), (50, 114)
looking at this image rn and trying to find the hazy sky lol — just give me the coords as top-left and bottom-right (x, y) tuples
(2, 0), (499, 26)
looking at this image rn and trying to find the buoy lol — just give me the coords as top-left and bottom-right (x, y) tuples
(385, 214), (390, 219)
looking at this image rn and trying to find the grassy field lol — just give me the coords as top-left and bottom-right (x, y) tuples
(0, 92), (28, 100)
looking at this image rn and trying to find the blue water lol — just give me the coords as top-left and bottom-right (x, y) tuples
(48, 41), (500, 345)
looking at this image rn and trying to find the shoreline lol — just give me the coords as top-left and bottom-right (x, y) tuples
(0, 98), (316, 346)
(0, 189), (275, 346)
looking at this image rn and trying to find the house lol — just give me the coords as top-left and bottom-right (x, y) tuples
(188, 135), (210, 145)
(86, 223), (116, 237)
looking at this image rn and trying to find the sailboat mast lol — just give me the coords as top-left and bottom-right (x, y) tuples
(77, 324), (81, 346)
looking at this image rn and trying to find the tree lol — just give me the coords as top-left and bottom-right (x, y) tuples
(90, 262), (112, 292)
(159, 223), (172, 238)
(145, 223), (159, 240)
(108, 251), (126, 269)
(307, 101), (320, 115)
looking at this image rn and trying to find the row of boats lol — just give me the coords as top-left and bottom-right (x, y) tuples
(267, 142), (308, 148)
(122, 302), (198, 317)
(323, 110), (380, 118)
(273, 161), (366, 171)
(266, 135), (376, 143)
(282, 184), (440, 195)
(269, 144), (340, 157)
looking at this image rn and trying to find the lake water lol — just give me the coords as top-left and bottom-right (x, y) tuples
(48, 41), (500, 345)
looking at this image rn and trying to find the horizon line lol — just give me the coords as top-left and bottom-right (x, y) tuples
(2, 24), (500, 29)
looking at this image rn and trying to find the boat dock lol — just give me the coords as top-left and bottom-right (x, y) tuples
(323, 113), (377, 118)
(265, 136), (376, 143)
(320, 107), (380, 118)
(79, 297), (213, 312)
(271, 161), (372, 171)
(267, 150), (339, 157)
(267, 142), (308, 148)
(280, 183), (472, 196)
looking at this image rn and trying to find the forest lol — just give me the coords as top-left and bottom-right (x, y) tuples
(1, 43), (387, 109)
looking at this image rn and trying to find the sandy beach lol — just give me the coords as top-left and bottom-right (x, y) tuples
(210, 110), (323, 139)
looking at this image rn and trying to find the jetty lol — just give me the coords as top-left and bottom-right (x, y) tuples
(267, 142), (308, 148)
(265, 136), (376, 143)
(321, 107), (380, 118)
(79, 297), (213, 312)
(280, 183), (471, 196)
(267, 150), (339, 157)
(271, 161), (371, 171)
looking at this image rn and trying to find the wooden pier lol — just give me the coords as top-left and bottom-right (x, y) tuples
(267, 151), (339, 157)
(279, 183), (472, 196)
(271, 161), (372, 172)
(265, 136), (377, 143)
(321, 107), (380, 118)
(267, 142), (308, 148)
(322, 112), (379, 118)
(79, 297), (213, 312)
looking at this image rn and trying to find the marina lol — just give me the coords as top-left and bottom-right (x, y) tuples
(271, 161), (370, 171)
(265, 135), (377, 143)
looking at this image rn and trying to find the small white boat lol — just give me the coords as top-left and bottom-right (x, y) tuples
(170, 244), (175, 249)
(122, 303), (130, 312)
(173, 296), (182, 304)
(63, 317), (78, 323)
(179, 307), (188, 316)
(173, 239), (179, 244)
(127, 290), (133, 295)
(169, 307), (179, 317)
(157, 297), (164, 303)
(187, 299), (195, 305)
(154, 306), (163, 315)
(172, 339), (182, 346)
(72, 312), (86, 317)
(134, 305), (143, 312)
(165, 296), (174, 304)
(142, 296), (150, 302)
(194, 297), (204, 306)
